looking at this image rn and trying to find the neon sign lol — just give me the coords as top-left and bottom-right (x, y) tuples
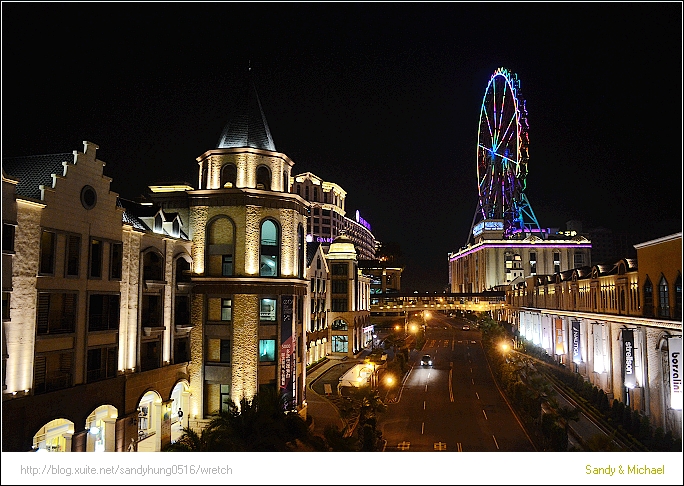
(355, 210), (372, 231)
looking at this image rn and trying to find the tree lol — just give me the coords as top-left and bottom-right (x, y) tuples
(164, 389), (324, 452)
(555, 405), (581, 441)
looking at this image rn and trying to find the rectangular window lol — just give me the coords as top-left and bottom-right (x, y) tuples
(142, 294), (162, 327)
(88, 294), (120, 331)
(332, 335), (348, 353)
(174, 337), (190, 363)
(140, 340), (161, 371)
(2, 291), (10, 320)
(175, 295), (190, 326)
(222, 255), (233, 276)
(86, 346), (117, 382)
(33, 351), (73, 394)
(2, 223), (15, 253)
(553, 252), (561, 273)
(322, 218), (330, 225)
(89, 239), (103, 278)
(221, 298), (232, 321)
(220, 384), (231, 413)
(259, 339), (276, 362)
(332, 279), (347, 294)
(37, 292), (77, 334)
(332, 263), (347, 276)
(332, 298), (348, 312)
(39, 230), (56, 274)
(110, 242), (123, 279)
(260, 298), (277, 322)
(207, 338), (231, 363)
(574, 252), (584, 267)
(65, 235), (81, 277)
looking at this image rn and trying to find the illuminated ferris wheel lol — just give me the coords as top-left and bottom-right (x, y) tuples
(470, 67), (540, 242)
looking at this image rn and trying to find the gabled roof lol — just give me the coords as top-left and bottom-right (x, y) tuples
(306, 241), (322, 267)
(2, 153), (73, 199)
(216, 71), (276, 151)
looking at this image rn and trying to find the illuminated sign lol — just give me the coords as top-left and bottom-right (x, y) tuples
(280, 296), (295, 411)
(623, 329), (636, 389)
(355, 210), (372, 231)
(307, 234), (333, 243)
(554, 319), (564, 356)
(571, 320), (581, 364)
(669, 336), (682, 410)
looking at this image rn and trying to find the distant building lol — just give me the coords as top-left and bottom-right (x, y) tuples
(293, 171), (377, 260)
(326, 235), (372, 357)
(449, 222), (592, 292)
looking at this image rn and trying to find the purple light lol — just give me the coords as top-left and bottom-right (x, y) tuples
(450, 242), (591, 262)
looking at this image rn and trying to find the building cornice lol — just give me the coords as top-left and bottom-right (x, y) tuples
(633, 232), (682, 250)
(516, 306), (682, 331)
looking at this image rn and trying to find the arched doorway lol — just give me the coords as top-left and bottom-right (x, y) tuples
(170, 381), (190, 444)
(85, 404), (118, 452)
(33, 418), (75, 452)
(136, 390), (162, 452)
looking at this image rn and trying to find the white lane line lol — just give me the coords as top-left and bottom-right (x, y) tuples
(482, 410), (488, 420)
(421, 422), (425, 434)
(423, 401), (426, 410)
(449, 365), (454, 402)
(470, 367), (473, 373)
(476, 392), (480, 400)
(492, 435), (500, 450)
(471, 378), (474, 385)
(425, 384), (428, 392)
(457, 442), (463, 452)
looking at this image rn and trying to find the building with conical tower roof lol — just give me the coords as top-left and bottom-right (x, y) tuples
(149, 71), (309, 421)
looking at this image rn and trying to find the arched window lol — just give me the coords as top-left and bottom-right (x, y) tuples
(658, 276), (670, 318)
(201, 166), (208, 189)
(643, 277), (653, 317)
(675, 274), (682, 319)
(331, 319), (348, 331)
(154, 214), (163, 233)
(298, 224), (304, 278)
(206, 217), (235, 276)
(260, 219), (279, 277)
(143, 251), (163, 281)
(282, 170), (288, 192)
(256, 165), (271, 190)
(175, 257), (191, 283)
(221, 164), (237, 188)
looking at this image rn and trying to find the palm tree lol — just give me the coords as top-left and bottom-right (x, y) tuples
(164, 389), (324, 451)
(555, 405), (581, 438)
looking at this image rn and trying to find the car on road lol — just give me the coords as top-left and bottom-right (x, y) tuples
(462, 325), (470, 331)
(420, 354), (433, 366)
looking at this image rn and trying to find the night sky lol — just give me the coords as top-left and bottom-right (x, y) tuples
(2, 2), (682, 292)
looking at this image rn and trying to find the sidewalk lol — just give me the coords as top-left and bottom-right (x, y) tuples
(305, 339), (406, 438)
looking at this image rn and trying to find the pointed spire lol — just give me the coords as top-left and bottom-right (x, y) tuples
(216, 65), (276, 151)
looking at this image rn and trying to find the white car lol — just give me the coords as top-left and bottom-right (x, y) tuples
(421, 354), (433, 366)
(462, 325), (470, 331)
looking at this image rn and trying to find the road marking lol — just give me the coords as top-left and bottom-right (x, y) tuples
(482, 410), (488, 420)
(427, 372), (431, 379)
(421, 422), (425, 434)
(476, 392), (480, 400)
(471, 378), (474, 385)
(470, 367), (472, 373)
(492, 435), (499, 450)
(423, 401), (426, 410)
(434, 442), (447, 451)
(449, 366), (454, 402)
(456, 442), (463, 452)
(398, 441), (410, 451)
(452, 341), (455, 351)
(425, 384), (428, 392)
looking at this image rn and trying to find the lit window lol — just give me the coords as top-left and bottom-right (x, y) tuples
(260, 220), (279, 276)
(259, 339), (276, 362)
(260, 298), (277, 322)
(221, 298), (232, 321)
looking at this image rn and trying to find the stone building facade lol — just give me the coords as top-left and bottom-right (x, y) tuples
(2, 142), (192, 452)
(505, 232), (682, 437)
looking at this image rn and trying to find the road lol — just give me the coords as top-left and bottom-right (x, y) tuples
(378, 312), (535, 452)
